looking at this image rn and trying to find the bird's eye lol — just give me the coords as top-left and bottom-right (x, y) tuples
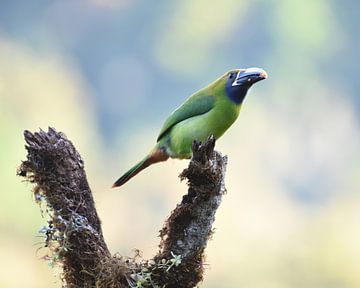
(229, 72), (235, 79)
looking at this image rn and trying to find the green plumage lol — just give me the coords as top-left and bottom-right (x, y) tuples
(114, 156), (151, 187)
(157, 92), (215, 141)
(113, 68), (267, 188)
(157, 80), (240, 159)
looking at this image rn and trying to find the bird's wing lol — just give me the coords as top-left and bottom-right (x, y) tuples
(157, 93), (215, 141)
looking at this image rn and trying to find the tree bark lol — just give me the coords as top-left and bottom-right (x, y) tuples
(18, 128), (228, 288)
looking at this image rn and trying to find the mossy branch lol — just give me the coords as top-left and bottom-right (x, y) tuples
(18, 128), (227, 288)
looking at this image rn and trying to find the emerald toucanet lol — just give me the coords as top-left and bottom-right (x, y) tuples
(113, 68), (267, 188)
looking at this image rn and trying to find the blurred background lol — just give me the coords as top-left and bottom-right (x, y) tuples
(1, 0), (360, 287)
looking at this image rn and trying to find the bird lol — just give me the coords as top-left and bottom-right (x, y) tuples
(112, 67), (267, 188)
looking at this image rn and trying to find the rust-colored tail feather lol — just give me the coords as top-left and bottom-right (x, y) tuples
(112, 148), (169, 188)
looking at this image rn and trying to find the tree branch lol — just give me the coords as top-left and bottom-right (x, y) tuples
(18, 128), (227, 288)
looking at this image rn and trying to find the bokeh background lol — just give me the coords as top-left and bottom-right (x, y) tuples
(1, 1), (360, 287)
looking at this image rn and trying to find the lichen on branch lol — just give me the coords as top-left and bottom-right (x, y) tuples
(18, 128), (228, 288)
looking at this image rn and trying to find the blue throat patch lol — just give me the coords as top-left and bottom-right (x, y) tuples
(225, 79), (249, 104)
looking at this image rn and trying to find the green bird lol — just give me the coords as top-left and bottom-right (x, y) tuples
(113, 67), (267, 188)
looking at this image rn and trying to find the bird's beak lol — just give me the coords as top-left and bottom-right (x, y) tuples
(232, 67), (268, 86)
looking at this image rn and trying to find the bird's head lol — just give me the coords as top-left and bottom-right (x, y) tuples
(223, 67), (268, 104)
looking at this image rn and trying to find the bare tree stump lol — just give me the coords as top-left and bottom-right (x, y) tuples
(18, 128), (228, 288)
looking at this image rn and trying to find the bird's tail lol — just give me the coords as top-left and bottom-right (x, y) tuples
(112, 148), (169, 188)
